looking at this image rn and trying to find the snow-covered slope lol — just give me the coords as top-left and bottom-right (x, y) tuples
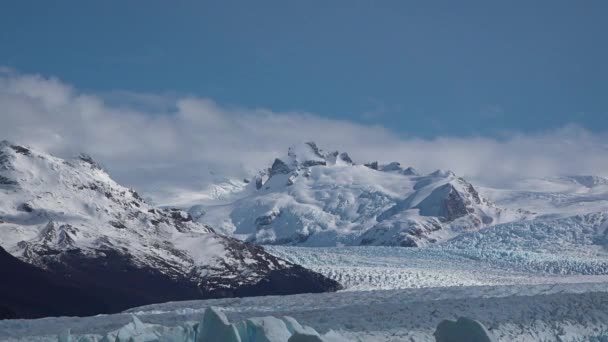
(0, 141), (340, 318)
(192, 142), (528, 247)
(479, 175), (608, 218)
(156, 178), (250, 208)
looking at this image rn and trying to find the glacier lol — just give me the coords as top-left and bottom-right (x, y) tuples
(4, 140), (608, 341)
(49, 308), (347, 342)
(3, 282), (608, 341)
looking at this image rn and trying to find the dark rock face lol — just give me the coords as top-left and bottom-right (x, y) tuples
(109, 220), (127, 229)
(256, 177), (264, 190)
(0, 243), (342, 319)
(301, 160), (326, 167)
(0, 246), (129, 319)
(17, 203), (33, 213)
(364, 161), (379, 170)
(359, 219), (442, 247)
(199, 239), (342, 298)
(9, 145), (31, 156)
(78, 153), (103, 170)
(0, 175), (17, 186)
(304, 142), (324, 158)
(339, 152), (353, 164)
(270, 158), (292, 176)
(168, 208), (193, 222)
(441, 186), (472, 221)
(416, 184), (471, 221)
(217, 265), (343, 298)
(461, 178), (482, 205)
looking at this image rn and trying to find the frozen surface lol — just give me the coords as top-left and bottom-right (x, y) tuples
(266, 246), (608, 290)
(31, 308), (346, 342)
(4, 245), (608, 341)
(5, 142), (608, 341)
(3, 282), (608, 341)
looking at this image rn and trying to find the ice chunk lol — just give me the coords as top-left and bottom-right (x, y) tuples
(288, 332), (324, 342)
(112, 315), (162, 342)
(434, 317), (495, 342)
(282, 316), (319, 336)
(55, 309), (345, 342)
(235, 316), (292, 342)
(58, 329), (72, 342)
(196, 307), (241, 342)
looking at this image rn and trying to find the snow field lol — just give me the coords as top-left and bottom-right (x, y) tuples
(266, 246), (608, 291)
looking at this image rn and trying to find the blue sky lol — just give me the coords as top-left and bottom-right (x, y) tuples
(1, 1), (606, 139)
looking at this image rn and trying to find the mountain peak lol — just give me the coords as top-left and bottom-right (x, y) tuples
(195, 145), (515, 247)
(0, 144), (341, 317)
(287, 141), (328, 167)
(429, 169), (456, 178)
(0, 141), (32, 157)
(76, 153), (104, 170)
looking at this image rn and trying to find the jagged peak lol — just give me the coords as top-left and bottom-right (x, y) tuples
(269, 158), (292, 176)
(304, 141), (324, 158)
(339, 152), (353, 164)
(373, 162), (420, 176)
(287, 141), (327, 167)
(364, 161), (379, 170)
(402, 166), (419, 176)
(380, 162), (402, 172)
(415, 182), (474, 222)
(76, 153), (104, 170)
(282, 142), (357, 169)
(0, 140), (32, 156)
(429, 169), (456, 178)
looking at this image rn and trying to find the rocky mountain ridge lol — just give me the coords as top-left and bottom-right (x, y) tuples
(193, 142), (529, 247)
(0, 141), (341, 318)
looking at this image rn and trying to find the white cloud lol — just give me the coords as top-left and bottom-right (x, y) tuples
(1, 69), (607, 203)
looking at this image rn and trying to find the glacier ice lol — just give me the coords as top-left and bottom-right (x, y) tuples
(434, 317), (495, 342)
(55, 307), (346, 342)
(196, 307), (241, 342)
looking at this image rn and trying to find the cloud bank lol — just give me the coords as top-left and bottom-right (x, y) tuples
(1, 68), (607, 203)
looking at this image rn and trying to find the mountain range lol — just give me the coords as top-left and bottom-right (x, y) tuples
(3, 140), (608, 320)
(191, 142), (532, 247)
(0, 141), (340, 319)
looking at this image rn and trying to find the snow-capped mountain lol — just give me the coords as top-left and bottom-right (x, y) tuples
(192, 142), (529, 247)
(449, 176), (608, 255)
(0, 141), (340, 318)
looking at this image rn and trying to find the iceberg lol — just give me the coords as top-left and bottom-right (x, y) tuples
(56, 307), (347, 342)
(434, 317), (495, 342)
